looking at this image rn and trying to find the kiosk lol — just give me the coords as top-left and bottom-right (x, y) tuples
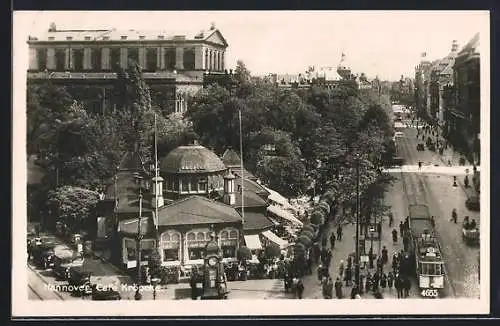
(201, 234), (229, 300)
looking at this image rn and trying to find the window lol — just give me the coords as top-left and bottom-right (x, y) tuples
(219, 229), (238, 259)
(190, 177), (198, 192)
(173, 177), (179, 191)
(37, 49), (47, 71)
(128, 48), (139, 64)
(124, 238), (136, 261)
(187, 231), (209, 261)
(183, 48), (195, 70)
(175, 93), (185, 114)
(91, 49), (101, 71)
(420, 262), (443, 276)
(161, 232), (181, 262)
(55, 49), (66, 71)
(164, 48), (176, 70)
(140, 239), (155, 262)
(73, 49), (84, 71)
(146, 48), (158, 71)
(198, 177), (208, 192)
(110, 48), (121, 70)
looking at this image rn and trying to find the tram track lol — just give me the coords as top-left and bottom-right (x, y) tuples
(28, 264), (65, 300)
(397, 135), (458, 298)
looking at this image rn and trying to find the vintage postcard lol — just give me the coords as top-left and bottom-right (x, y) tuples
(12, 10), (490, 317)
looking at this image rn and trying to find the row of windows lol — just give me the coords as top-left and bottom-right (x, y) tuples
(165, 176), (210, 193)
(34, 47), (197, 72)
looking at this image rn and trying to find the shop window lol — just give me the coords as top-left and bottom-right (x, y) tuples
(161, 232), (181, 262)
(190, 178), (198, 192)
(220, 228), (238, 259)
(198, 177), (208, 192)
(187, 231), (209, 261)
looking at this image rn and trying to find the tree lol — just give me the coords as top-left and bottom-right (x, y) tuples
(264, 243), (281, 259)
(310, 210), (325, 226)
(237, 246), (252, 261)
(46, 186), (100, 232)
(233, 60), (253, 98)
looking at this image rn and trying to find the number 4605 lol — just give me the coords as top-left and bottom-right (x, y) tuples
(421, 289), (438, 297)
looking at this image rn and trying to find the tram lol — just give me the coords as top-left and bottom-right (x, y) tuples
(407, 204), (445, 298)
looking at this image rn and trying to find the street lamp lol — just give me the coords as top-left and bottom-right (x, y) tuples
(134, 173), (144, 301)
(354, 153), (361, 288)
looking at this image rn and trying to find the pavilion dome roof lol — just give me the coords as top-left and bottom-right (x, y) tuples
(160, 141), (227, 174)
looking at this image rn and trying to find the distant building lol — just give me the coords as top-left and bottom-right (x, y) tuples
(27, 22), (228, 115)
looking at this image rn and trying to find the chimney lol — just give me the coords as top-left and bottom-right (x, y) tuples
(451, 40), (459, 53)
(151, 171), (165, 208)
(223, 169), (236, 205)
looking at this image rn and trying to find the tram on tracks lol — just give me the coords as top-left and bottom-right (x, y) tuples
(407, 204), (445, 298)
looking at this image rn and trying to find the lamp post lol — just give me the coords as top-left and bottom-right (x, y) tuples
(134, 173), (144, 301)
(354, 153), (361, 288)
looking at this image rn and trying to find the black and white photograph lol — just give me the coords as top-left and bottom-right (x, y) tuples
(12, 10), (490, 316)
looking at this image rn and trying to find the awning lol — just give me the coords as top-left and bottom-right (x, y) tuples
(244, 234), (263, 250)
(261, 230), (290, 249)
(263, 186), (294, 209)
(267, 205), (303, 227)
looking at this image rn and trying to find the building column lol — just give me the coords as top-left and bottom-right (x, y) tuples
(138, 47), (146, 69)
(204, 48), (208, 71)
(194, 46), (203, 70)
(120, 48), (128, 69)
(47, 48), (56, 70)
(208, 50), (212, 71)
(158, 47), (164, 70)
(175, 47), (184, 70)
(29, 48), (38, 70)
(83, 48), (92, 70)
(101, 48), (110, 70)
(221, 52), (224, 71)
(65, 48), (72, 70)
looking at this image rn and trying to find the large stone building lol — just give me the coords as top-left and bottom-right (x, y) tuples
(27, 22), (228, 115)
(414, 53), (436, 121)
(449, 33), (480, 164)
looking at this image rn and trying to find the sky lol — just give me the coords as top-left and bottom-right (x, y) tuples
(14, 11), (488, 81)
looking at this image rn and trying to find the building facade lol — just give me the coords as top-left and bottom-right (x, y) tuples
(449, 33), (480, 164)
(27, 22), (228, 115)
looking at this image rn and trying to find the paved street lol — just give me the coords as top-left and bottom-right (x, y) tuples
(394, 123), (480, 298)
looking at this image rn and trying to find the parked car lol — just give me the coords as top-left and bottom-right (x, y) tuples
(53, 255), (84, 280)
(67, 266), (92, 296)
(465, 196), (480, 211)
(31, 243), (56, 269)
(416, 143), (425, 151)
(91, 284), (121, 300)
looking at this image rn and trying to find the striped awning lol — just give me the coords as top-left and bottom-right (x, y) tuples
(261, 230), (290, 249)
(244, 234), (263, 250)
(267, 205), (303, 226)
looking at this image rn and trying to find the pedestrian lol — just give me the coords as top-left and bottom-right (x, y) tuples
(296, 279), (305, 299)
(392, 253), (398, 273)
(388, 213), (394, 227)
(380, 272), (387, 292)
(392, 229), (398, 244)
(330, 233), (336, 250)
(381, 246), (388, 265)
(317, 264), (324, 283)
(403, 277), (411, 298)
(395, 274), (404, 299)
(376, 257), (382, 274)
(337, 225), (343, 241)
(350, 282), (359, 299)
(326, 249), (333, 267)
(339, 260), (344, 279)
(321, 235), (327, 248)
(403, 235), (409, 252)
(368, 247), (374, 269)
(190, 267), (199, 300)
(344, 266), (352, 287)
(387, 271), (394, 290)
(324, 276), (334, 299)
(359, 273), (365, 294)
(365, 272), (372, 293)
(372, 272), (379, 293)
(377, 221), (382, 237)
(399, 221), (404, 238)
(335, 277), (343, 299)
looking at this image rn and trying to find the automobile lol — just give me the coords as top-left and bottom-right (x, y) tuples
(91, 284), (121, 300)
(392, 156), (405, 166)
(52, 255), (84, 280)
(67, 266), (92, 296)
(416, 143), (425, 151)
(465, 196), (480, 211)
(31, 243), (56, 269)
(462, 224), (480, 246)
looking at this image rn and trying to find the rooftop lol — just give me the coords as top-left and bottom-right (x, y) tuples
(242, 212), (274, 232)
(156, 195), (242, 226)
(160, 142), (227, 174)
(28, 23), (228, 46)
